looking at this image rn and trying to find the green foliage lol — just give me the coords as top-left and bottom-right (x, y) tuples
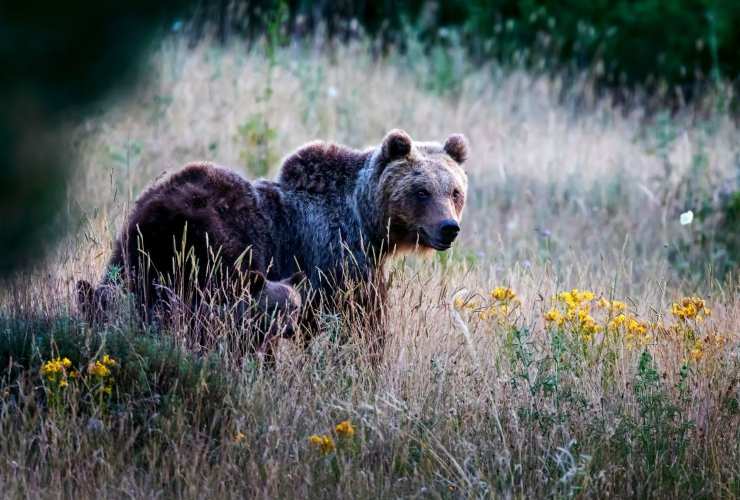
(610, 351), (697, 496)
(0, 315), (230, 424)
(506, 326), (588, 434)
(480, 0), (737, 91)
(458, 0), (740, 89)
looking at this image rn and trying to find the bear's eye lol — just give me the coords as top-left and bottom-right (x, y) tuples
(416, 189), (430, 200)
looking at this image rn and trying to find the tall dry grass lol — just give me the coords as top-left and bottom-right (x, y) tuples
(0, 35), (738, 498)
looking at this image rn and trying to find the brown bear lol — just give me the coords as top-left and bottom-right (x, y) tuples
(85, 129), (469, 358)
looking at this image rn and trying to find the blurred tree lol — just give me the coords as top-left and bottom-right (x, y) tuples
(0, 1), (190, 276)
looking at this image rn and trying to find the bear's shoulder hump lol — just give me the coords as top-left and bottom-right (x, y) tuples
(277, 141), (368, 194)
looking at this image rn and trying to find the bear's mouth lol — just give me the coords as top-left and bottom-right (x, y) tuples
(388, 222), (453, 251)
(415, 228), (452, 251)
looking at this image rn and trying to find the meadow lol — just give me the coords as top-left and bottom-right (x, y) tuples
(0, 34), (738, 498)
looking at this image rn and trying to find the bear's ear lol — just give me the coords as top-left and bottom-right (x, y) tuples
(444, 134), (469, 164)
(283, 271), (306, 288)
(381, 129), (412, 162)
(248, 271), (267, 295)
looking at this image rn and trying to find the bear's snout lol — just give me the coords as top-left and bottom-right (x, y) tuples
(438, 219), (460, 245)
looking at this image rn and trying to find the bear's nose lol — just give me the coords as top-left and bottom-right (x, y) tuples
(438, 219), (460, 243)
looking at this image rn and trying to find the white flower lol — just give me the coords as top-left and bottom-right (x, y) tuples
(680, 210), (694, 226)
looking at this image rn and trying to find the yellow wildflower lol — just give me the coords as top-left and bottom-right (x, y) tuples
(544, 308), (563, 326)
(335, 420), (355, 438)
(627, 317), (648, 336)
(491, 287), (517, 303)
(556, 290), (578, 310)
(41, 357), (72, 377)
(88, 361), (110, 378)
(671, 296), (710, 321)
(624, 318), (651, 349)
(609, 313), (651, 349)
(579, 313), (600, 339)
(308, 434), (335, 454)
(609, 314), (627, 329)
(234, 432), (246, 444)
(101, 355), (117, 367)
(40, 357), (74, 389)
(556, 289), (595, 318)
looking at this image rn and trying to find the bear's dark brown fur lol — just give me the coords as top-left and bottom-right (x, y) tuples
(87, 129), (469, 360)
(106, 162), (272, 309)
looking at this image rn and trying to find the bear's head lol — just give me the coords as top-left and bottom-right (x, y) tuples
(249, 271), (304, 339)
(373, 129), (469, 252)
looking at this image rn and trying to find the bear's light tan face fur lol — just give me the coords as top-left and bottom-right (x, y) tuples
(379, 138), (468, 252)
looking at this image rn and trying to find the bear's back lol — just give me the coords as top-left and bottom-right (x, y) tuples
(277, 141), (371, 194)
(115, 162), (271, 277)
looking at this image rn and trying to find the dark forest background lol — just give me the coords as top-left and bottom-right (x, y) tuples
(189, 0), (740, 93)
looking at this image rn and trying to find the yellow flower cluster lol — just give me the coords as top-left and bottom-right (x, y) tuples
(453, 286), (520, 323)
(41, 357), (75, 389)
(544, 290), (653, 347)
(308, 419), (356, 455)
(335, 420), (355, 438)
(482, 287), (520, 321)
(308, 434), (336, 454)
(41, 357), (71, 376)
(88, 354), (117, 395)
(88, 361), (110, 378)
(491, 287), (517, 302)
(544, 308), (563, 325)
(557, 289), (595, 308)
(671, 297), (711, 322)
(455, 284), (722, 361)
(609, 314), (651, 349)
(577, 310), (601, 341)
(545, 289), (601, 342)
